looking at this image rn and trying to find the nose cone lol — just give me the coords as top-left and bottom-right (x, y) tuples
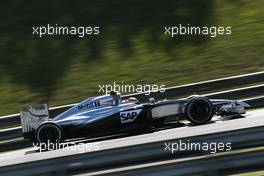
(238, 101), (251, 108)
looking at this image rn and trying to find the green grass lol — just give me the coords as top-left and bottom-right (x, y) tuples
(0, 0), (263, 116)
(232, 170), (264, 176)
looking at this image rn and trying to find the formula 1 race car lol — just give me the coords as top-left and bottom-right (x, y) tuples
(20, 92), (250, 144)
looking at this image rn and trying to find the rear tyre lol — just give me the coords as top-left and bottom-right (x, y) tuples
(186, 97), (214, 125)
(36, 123), (62, 150)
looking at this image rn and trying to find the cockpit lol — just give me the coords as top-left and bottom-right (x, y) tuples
(110, 91), (139, 105)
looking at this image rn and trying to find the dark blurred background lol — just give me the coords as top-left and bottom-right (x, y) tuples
(0, 0), (263, 115)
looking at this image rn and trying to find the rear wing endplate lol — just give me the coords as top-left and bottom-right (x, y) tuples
(20, 104), (49, 133)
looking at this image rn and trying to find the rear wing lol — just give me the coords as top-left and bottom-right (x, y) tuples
(20, 104), (49, 137)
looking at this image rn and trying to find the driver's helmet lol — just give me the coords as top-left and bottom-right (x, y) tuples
(124, 97), (139, 104)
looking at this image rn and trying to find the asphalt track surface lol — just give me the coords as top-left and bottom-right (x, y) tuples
(0, 108), (264, 167)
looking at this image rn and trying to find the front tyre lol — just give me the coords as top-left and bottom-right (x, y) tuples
(36, 122), (62, 147)
(186, 97), (214, 125)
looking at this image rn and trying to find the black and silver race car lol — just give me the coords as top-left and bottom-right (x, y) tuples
(20, 92), (250, 144)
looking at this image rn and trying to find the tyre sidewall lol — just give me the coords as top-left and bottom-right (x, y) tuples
(36, 122), (62, 145)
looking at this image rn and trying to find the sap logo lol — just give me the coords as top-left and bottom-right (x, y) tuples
(120, 109), (142, 123)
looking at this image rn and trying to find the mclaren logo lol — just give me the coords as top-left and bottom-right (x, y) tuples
(120, 109), (142, 123)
